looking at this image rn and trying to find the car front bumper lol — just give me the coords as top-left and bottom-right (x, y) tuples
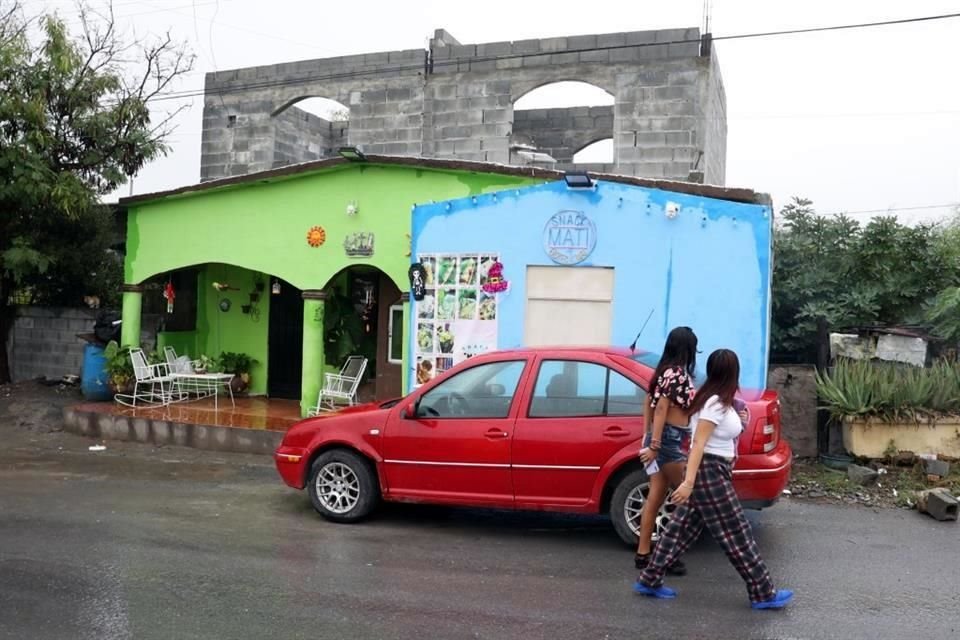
(274, 446), (308, 490)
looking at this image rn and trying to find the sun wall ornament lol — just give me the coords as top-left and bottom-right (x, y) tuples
(306, 226), (327, 248)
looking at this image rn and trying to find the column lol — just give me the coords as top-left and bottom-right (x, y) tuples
(120, 284), (143, 347)
(400, 292), (411, 395)
(301, 290), (326, 417)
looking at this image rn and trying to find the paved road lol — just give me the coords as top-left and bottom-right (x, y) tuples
(1, 430), (958, 640)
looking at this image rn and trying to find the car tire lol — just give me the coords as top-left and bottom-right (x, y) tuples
(307, 449), (380, 523)
(609, 468), (679, 548)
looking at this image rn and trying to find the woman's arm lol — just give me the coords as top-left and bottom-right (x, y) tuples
(639, 400), (670, 463)
(670, 418), (717, 504)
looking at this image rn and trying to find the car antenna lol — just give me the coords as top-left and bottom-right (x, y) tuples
(629, 308), (655, 353)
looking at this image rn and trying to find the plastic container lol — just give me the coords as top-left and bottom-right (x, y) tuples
(80, 342), (112, 401)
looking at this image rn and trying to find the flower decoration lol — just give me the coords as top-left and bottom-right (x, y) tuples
(307, 226), (327, 248)
(481, 261), (509, 294)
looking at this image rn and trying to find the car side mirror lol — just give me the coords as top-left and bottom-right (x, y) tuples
(406, 397), (422, 419)
(487, 383), (505, 396)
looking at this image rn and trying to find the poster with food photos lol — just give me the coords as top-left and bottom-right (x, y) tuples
(413, 253), (500, 384)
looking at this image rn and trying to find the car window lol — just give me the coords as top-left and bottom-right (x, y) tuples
(529, 360), (648, 418)
(529, 360), (608, 417)
(417, 360), (525, 419)
(607, 370), (647, 416)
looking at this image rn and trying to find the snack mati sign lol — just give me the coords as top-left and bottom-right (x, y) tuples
(543, 210), (597, 265)
(412, 253), (500, 386)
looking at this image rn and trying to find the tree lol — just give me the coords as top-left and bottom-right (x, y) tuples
(771, 198), (960, 360)
(0, 1), (193, 382)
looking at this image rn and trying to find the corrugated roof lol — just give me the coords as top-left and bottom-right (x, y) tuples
(118, 154), (771, 208)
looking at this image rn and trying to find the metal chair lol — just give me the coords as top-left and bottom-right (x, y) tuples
(308, 356), (368, 415)
(115, 349), (180, 407)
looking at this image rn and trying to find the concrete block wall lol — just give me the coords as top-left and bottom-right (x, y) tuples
(9, 307), (96, 382)
(513, 106), (614, 163)
(200, 27), (725, 184)
(272, 107), (348, 169)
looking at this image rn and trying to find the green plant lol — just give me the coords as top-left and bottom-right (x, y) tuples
(323, 290), (365, 368)
(103, 341), (133, 388)
(816, 357), (960, 423)
(772, 198), (960, 360)
(217, 352), (255, 375)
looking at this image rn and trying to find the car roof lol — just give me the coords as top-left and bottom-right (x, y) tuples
(496, 346), (650, 358)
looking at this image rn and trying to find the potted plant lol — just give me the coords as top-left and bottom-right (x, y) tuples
(194, 354), (216, 374)
(816, 357), (960, 458)
(218, 351), (256, 394)
(103, 341), (135, 396)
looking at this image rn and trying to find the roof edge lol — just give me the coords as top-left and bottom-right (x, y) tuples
(119, 155), (769, 208)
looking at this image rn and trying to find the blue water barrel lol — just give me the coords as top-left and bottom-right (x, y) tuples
(81, 343), (112, 401)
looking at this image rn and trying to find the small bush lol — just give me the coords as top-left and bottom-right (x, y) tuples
(816, 358), (960, 423)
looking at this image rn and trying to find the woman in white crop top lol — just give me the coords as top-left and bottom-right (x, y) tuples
(634, 349), (793, 610)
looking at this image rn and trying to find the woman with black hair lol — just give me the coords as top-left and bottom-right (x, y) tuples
(634, 349), (793, 610)
(635, 326), (699, 575)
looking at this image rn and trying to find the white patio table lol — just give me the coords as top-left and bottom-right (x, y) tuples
(170, 372), (235, 410)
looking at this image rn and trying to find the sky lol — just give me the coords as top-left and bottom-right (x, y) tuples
(28, 0), (960, 223)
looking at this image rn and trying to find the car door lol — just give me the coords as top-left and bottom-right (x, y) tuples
(511, 357), (647, 508)
(381, 358), (528, 507)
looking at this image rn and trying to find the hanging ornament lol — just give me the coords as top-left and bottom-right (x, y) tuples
(408, 263), (427, 301)
(163, 281), (176, 314)
(481, 261), (509, 294)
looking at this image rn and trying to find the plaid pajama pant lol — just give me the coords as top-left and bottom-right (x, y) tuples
(639, 454), (776, 603)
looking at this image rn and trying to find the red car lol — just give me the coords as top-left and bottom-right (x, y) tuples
(274, 347), (792, 545)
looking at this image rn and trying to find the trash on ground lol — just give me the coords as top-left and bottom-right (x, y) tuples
(88, 445), (106, 452)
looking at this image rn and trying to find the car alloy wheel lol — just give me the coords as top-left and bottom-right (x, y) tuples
(624, 482), (677, 541)
(315, 461), (361, 514)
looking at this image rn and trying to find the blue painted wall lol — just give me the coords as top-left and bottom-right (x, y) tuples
(411, 180), (773, 394)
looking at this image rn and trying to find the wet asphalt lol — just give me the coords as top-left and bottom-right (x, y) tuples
(0, 431), (958, 640)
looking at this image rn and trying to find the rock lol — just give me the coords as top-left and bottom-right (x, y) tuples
(916, 488), (959, 522)
(894, 451), (916, 466)
(847, 464), (879, 486)
(808, 490), (826, 499)
(923, 458), (950, 479)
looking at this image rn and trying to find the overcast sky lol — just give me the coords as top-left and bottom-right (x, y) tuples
(34, 0), (960, 223)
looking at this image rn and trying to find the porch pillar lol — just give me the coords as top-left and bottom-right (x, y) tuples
(120, 284), (143, 347)
(301, 290), (327, 417)
(400, 292), (411, 395)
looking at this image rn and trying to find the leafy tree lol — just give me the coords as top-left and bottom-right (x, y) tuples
(772, 198), (960, 360)
(0, 1), (193, 382)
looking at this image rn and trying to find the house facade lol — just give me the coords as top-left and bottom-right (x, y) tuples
(118, 157), (543, 415)
(410, 178), (773, 393)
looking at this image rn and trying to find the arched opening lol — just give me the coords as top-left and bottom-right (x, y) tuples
(271, 96), (351, 165)
(511, 81), (615, 167)
(573, 138), (614, 164)
(322, 264), (404, 402)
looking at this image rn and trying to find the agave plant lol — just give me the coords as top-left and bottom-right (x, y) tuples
(817, 357), (960, 424)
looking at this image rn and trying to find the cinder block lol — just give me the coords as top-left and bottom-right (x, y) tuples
(511, 39), (541, 55)
(917, 488), (959, 522)
(597, 32), (627, 48)
(539, 37), (568, 52)
(454, 139), (482, 153)
(482, 109), (511, 124)
(579, 50), (610, 64)
(477, 41), (512, 57)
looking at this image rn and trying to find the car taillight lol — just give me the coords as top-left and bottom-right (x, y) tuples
(751, 398), (781, 454)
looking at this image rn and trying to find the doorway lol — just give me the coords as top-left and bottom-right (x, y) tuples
(268, 278), (303, 399)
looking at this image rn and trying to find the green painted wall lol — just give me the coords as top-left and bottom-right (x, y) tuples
(125, 163), (541, 400)
(196, 264), (270, 396)
(125, 164), (539, 291)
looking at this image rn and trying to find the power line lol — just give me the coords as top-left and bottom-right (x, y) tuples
(819, 203), (959, 217)
(145, 11), (960, 103)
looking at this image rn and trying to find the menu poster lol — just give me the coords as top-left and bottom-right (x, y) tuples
(413, 253), (500, 385)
